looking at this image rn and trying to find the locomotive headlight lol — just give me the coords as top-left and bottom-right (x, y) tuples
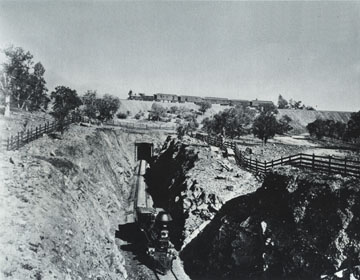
(160, 230), (168, 239)
(147, 247), (155, 255)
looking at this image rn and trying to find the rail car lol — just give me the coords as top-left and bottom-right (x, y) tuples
(134, 159), (176, 274)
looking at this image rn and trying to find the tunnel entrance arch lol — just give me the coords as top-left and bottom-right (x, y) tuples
(135, 142), (153, 162)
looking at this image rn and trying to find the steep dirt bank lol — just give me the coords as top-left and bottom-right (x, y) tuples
(181, 167), (360, 280)
(0, 125), (167, 279)
(145, 136), (261, 250)
(278, 109), (352, 134)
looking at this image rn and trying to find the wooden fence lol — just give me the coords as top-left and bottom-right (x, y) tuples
(105, 120), (176, 131)
(194, 134), (360, 178)
(6, 115), (82, 151)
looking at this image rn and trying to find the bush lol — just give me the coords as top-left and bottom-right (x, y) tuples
(170, 106), (179, 114)
(198, 101), (212, 114)
(135, 110), (144, 120)
(149, 103), (166, 121)
(116, 112), (127, 119)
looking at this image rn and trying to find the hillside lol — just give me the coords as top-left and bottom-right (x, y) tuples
(118, 100), (354, 135)
(118, 99), (231, 119)
(0, 125), (169, 279)
(278, 109), (353, 134)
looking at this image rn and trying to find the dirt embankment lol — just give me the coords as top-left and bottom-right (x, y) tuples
(181, 167), (360, 280)
(278, 109), (353, 134)
(0, 125), (167, 280)
(145, 136), (261, 250)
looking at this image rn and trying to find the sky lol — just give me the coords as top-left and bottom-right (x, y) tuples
(0, 1), (359, 111)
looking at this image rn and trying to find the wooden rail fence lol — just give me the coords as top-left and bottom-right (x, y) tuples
(6, 115), (82, 151)
(194, 134), (360, 178)
(105, 120), (176, 131)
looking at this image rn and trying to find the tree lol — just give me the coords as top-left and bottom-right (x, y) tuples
(149, 103), (166, 121)
(82, 90), (98, 119)
(276, 115), (293, 135)
(0, 72), (11, 116)
(202, 106), (255, 138)
(253, 112), (278, 144)
(307, 119), (328, 139)
(253, 106), (292, 143)
(280, 95), (315, 111)
(345, 111), (360, 140)
(307, 118), (347, 140)
(198, 100), (212, 114)
(277, 95), (289, 109)
(128, 90), (133, 100)
(50, 86), (82, 133)
(96, 94), (120, 122)
(177, 113), (199, 139)
(2, 46), (49, 111)
(27, 62), (49, 111)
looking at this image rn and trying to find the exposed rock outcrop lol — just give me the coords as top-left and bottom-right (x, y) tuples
(146, 136), (260, 250)
(181, 167), (360, 280)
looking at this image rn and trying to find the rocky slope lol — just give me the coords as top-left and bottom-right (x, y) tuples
(181, 166), (360, 280)
(145, 136), (261, 250)
(0, 124), (167, 280)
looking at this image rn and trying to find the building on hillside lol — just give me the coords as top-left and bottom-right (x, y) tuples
(178, 95), (203, 103)
(230, 99), (250, 107)
(204, 96), (230, 105)
(154, 93), (178, 102)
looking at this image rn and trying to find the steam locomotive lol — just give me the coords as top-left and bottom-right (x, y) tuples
(134, 159), (176, 274)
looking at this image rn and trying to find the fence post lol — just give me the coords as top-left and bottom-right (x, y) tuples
(255, 158), (258, 173)
(250, 156), (252, 170)
(39, 124), (42, 136)
(328, 156), (331, 173)
(312, 154), (315, 170)
(17, 132), (20, 149)
(344, 158), (347, 176)
(264, 160), (267, 173)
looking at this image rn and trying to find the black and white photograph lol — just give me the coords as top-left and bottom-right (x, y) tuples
(0, 1), (360, 279)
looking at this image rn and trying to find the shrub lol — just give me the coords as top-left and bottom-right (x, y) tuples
(149, 103), (166, 121)
(198, 101), (212, 114)
(135, 110), (144, 120)
(116, 112), (127, 119)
